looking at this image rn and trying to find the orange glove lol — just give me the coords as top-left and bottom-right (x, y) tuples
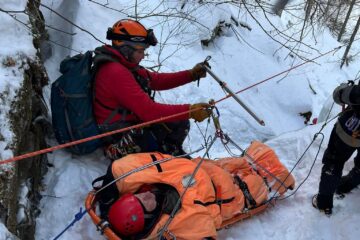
(189, 63), (207, 81)
(189, 103), (211, 122)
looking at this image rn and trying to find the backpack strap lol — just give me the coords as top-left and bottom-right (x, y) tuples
(91, 48), (133, 124)
(131, 66), (155, 100)
(92, 47), (155, 123)
(64, 107), (76, 145)
(95, 97), (131, 124)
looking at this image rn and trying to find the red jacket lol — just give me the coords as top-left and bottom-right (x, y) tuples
(94, 45), (193, 124)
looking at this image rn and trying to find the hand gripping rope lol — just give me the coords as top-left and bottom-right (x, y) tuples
(0, 46), (342, 166)
(36, 45), (346, 239)
(54, 104), (339, 239)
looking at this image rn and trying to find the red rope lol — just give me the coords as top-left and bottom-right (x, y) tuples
(0, 108), (199, 165)
(215, 46), (341, 104)
(0, 46), (341, 165)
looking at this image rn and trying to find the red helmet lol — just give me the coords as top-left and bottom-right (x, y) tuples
(108, 193), (145, 236)
(106, 19), (157, 49)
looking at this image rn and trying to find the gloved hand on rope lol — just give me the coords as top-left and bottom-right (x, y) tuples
(189, 62), (210, 81)
(189, 103), (212, 122)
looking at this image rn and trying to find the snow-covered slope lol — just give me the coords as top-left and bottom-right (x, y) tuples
(0, 1), (36, 165)
(0, 1), (38, 238)
(3, 0), (360, 239)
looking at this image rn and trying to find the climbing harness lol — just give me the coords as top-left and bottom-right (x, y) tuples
(81, 108), (297, 240)
(0, 46), (342, 165)
(55, 99), (313, 239)
(0, 109), (195, 165)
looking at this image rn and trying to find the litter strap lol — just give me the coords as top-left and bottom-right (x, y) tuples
(234, 175), (257, 208)
(53, 207), (87, 240)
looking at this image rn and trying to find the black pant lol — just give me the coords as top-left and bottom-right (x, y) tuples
(317, 126), (360, 209)
(99, 120), (190, 157)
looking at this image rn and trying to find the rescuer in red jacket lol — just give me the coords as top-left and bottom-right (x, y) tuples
(93, 19), (210, 160)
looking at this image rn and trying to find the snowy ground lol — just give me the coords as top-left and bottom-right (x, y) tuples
(1, 0), (360, 239)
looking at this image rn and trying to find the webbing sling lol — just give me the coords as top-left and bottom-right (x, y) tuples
(234, 175), (257, 208)
(194, 180), (235, 207)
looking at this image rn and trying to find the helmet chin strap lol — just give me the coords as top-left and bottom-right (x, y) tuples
(114, 45), (136, 62)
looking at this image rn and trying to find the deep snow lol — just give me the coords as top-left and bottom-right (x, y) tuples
(1, 0), (360, 239)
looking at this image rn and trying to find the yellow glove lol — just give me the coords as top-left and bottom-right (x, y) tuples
(189, 103), (211, 122)
(189, 63), (207, 81)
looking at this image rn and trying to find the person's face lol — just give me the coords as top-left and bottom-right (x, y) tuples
(130, 48), (145, 65)
(135, 191), (156, 212)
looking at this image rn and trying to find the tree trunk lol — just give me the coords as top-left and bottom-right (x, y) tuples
(333, 2), (342, 29)
(338, 0), (356, 41)
(272, 0), (290, 16)
(323, 0), (332, 23)
(340, 16), (360, 68)
(304, 0), (314, 22)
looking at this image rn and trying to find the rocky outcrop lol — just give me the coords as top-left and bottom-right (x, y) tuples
(0, 1), (49, 239)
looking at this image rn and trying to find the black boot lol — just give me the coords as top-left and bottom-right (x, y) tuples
(336, 167), (360, 194)
(312, 194), (332, 215)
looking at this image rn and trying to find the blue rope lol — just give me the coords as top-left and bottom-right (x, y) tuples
(53, 207), (87, 240)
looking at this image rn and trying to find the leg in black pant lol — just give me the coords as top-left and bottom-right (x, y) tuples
(316, 128), (355, 211)
(336, 149), (360, 194)
(150, 120), (190, 155)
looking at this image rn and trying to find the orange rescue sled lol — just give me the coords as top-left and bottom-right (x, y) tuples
(85, 141), (295, 239)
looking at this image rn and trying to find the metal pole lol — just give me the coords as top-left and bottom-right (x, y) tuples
(158, 136), (218, 239)
(203, 65), (265, 126)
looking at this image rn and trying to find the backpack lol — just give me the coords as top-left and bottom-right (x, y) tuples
(51, 47), (155, 155)
(51, 51), (103, 155)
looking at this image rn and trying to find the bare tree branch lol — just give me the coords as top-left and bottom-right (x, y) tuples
(37, 1), (105, 44)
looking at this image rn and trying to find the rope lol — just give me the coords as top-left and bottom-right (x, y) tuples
(52, 148), (205, 240)
(0, 106), (203, 165)
(0, 46), (341, 165)
(53, 207), (87, 240)
(226, 136), (289, 190)
(158, 136), (218, 239)
(54, 100), (338, 239)
(93, 147), (204, 196)
(277, 132), (325, 201)
(214, 46), (342, 105)
(268, 104), (340, 202)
